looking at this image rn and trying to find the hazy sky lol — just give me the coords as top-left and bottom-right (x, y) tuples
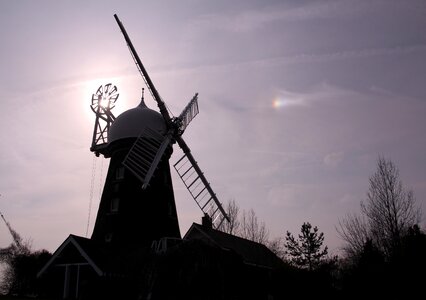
(1, 0), (425, 255)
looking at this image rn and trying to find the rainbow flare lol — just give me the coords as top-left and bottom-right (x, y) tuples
(272, 97), (285, 109)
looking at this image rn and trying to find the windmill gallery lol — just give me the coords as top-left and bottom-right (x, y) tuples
(37, 15), (282, 299)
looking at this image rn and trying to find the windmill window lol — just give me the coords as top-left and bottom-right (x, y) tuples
(111, 198), (120, 212)
(105, 233), (113, 243)
(113, 183), (120, 193)
(116, 167), (125, 180)
(163, 172), (169, 185)
(168, 202), (173, 216)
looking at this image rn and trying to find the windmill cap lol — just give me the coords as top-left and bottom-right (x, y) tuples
(108, 100), (166, 143)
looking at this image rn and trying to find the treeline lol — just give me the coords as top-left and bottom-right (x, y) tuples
(216, 156), (425, 297)
(335, 156), (425, 297)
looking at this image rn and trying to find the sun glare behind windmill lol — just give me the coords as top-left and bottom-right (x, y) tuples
(92, 83), (119, 112)
(90, 83), (119, 151)
(99, 95), (110, 109)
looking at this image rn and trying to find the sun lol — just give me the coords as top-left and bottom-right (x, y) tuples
(89, 83), (120, 115)
(99, 95), (111, 109)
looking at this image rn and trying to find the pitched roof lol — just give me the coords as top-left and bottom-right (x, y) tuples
(184, 223), (283, 269)
(37, 234), (104, 277)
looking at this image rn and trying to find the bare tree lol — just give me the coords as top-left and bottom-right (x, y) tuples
(218, 200), (287, 262)
(338, 156), (421, 259)
(218, 199), (240, 235)
(217, 200), (273, 247)
(239, 209), (269, 244)
(337, 214), (369, 259)
(362, 156), (421, 257)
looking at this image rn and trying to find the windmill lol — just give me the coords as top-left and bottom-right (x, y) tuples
(88, 15), (229, 247)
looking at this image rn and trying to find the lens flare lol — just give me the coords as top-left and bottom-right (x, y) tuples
(272, 94), (305, 109)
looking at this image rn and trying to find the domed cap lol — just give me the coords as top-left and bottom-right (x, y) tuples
(108, 99), (167, 143)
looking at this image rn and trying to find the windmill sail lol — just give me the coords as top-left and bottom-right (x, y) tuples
(177, 93), (199, 134)
(123, 128), (172, 189)
(173, 139), (229, 228)
(114, 14), (230, 227)
(114, 14), (172, 124)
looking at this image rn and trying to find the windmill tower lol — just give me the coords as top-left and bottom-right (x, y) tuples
(89, 15), (229, 249)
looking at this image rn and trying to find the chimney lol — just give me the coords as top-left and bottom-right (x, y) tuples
(202, 213), (212, 229)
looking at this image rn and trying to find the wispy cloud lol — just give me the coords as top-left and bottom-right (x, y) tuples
(324, 152), (344, 167)
(186, 0), (426, 33)
(248, 44), (426, 69)
(151, 43), (426, 82)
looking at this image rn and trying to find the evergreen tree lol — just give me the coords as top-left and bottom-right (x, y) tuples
(284, 222), (328, 271)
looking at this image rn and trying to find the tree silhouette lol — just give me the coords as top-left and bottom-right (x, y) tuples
(338, 156), (421, 260)
(217, 200), (270, 245)
(284, 222), (328, 271)
(218, 199), (240, 235)
(239, 209), (269, 244)
(337, 213), (369, 260)
(363, 156), (420, 258)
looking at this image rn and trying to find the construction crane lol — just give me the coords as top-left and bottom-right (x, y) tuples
(0, 210), (27, 253)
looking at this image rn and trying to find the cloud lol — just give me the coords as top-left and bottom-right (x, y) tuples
(185, 0), (426, 34)
(271, 83), (351, 110)
(338, 193), (360, 205)
(324, 152), (344, 167)
(244, 44), (426, 71)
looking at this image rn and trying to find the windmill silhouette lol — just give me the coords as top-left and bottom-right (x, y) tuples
(89, 15), (229, 247)
(36, 16), (283, 300)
